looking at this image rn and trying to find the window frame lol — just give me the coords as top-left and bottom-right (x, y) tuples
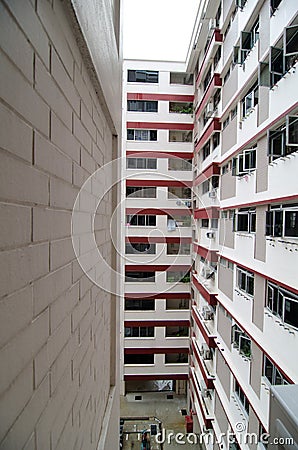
(236, 267), (254, 296)
(266, 282), (298, 329)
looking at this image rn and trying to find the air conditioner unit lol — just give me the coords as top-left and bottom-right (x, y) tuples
(205, 103), (214, 118)
(206, 231), (215, 239)
(202, 387), (213, 398)
(202, 306), (214, 321)
(209, 190), (217, 199)
(202, 267), (213, 278)
(203, 349), (212, 360)
(208, 18), (217, 33)
(200, 342), (209, 355)
(176, 200), (182, 206)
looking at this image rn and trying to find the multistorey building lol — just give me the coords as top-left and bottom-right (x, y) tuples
(121, 60), (194, 395)
(187, 0), (298, 448)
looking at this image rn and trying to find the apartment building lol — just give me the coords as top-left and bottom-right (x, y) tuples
(121, 60), (195, 395)
(0, 1), (121, 449)
(186, 0), (298, 448)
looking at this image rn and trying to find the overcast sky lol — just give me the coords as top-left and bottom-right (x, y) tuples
(123, 0), (200, 62)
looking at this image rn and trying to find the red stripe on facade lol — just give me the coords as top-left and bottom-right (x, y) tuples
(194, 118), (221, 153)
(193, 243), (218, 263)
(192, 275), (217, 306)
(192, 307), (216, 348)
(196, 29), (223, 85)
(195, 74), (222, 119)
(221, 194), (298, 211)
(126, 236), (192, 244)
(124, 320), (190, 327)
(193, 207), (219, 219)
(124, 374), (189, 380)
(125, 264), (191, 272)
(127, 93), (194, 102)
(124, 293), (190, 299)
(126, 179), (192, 187)
(194, 162), (220, 186)
(127, 121), (194, 130)
(124, 348), (189, 354)
(126, 208), (192, 216)
(126, 150), (193, 159)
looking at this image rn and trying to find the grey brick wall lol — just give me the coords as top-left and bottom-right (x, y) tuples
(0, 0), (120, 448)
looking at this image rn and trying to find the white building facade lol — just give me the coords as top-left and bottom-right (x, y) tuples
(121, 60), (194, 395)
(187, 0), (298, 448)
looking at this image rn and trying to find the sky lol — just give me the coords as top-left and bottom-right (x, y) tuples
(123, 0), (200, 62)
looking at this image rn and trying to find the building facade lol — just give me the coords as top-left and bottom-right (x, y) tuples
(187, 0), (298, 448)
(121, 60), (194, 395)
(121, 0), (298, 448)
(0, 1), (121, 449)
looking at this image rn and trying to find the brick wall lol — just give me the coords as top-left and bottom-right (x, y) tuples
(0, 0), (120, 449)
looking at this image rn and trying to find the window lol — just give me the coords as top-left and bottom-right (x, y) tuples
(128, 70), (158, 83)
(213, 132), (220, 149)
(270, 0), (282, 15)
(213, 46), (221, 70)
(125, 299), (155, 310)
(124, 354), (154, 364)
(213, 89), (221, 109)
(127, 100), (158, 112)
(223, 67), (231, 84)
(125, 243), (156, 254)
(236, 267), (254, 296)
(126, 215), (156, 226)
(267, 282), (298, 329)
(165, 353), (188, 363)
(211, 218), (219, 229)
(127, 129), (157, 141)
(168, 158), (192, 171)
(165, 326), (189, 337)
(202, 141), (211, 160)
(221, 210), (228, 219)
(222, 163), (229, 175)
(234, 208), (256, 233)
(170, 72), (193, 85)
(125, 272), (155, 282)
(222, 116), (230, 129)
(169, 130), (192, 142)
(166, 299), (189, 310)
(125, 326), (154, 337)
(126, 187), (156, 198)
(203, 66), (212, 92)
(241, 84), (258, 118)
(202, 180), (209, 194)
(284, 24), (298, 71)
(232, 148), (256, 175)
(127, 158), (157, 169)
(263, 355), (289, 385)
(166, 271), (190, 283)
(231, 106), (238, 120)
(266, 204), (298, 238)
(168, 187), (191, 199)
(232, 324), (252, 358)
(168, 215), (191, 228)
(268, 117), (298, 161)
(239, 19), (259, 63)
(169, 102), (193, 114)
(167, 243), (190, 255)
(201, 219), (209, 228)
(234, 379), (249, 415)
(236, 0), (247, 9)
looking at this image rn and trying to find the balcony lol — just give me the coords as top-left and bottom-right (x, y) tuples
(192, 306), (216, 348)
(192, 273), (217, 306)
(189, 367), (214, 430)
